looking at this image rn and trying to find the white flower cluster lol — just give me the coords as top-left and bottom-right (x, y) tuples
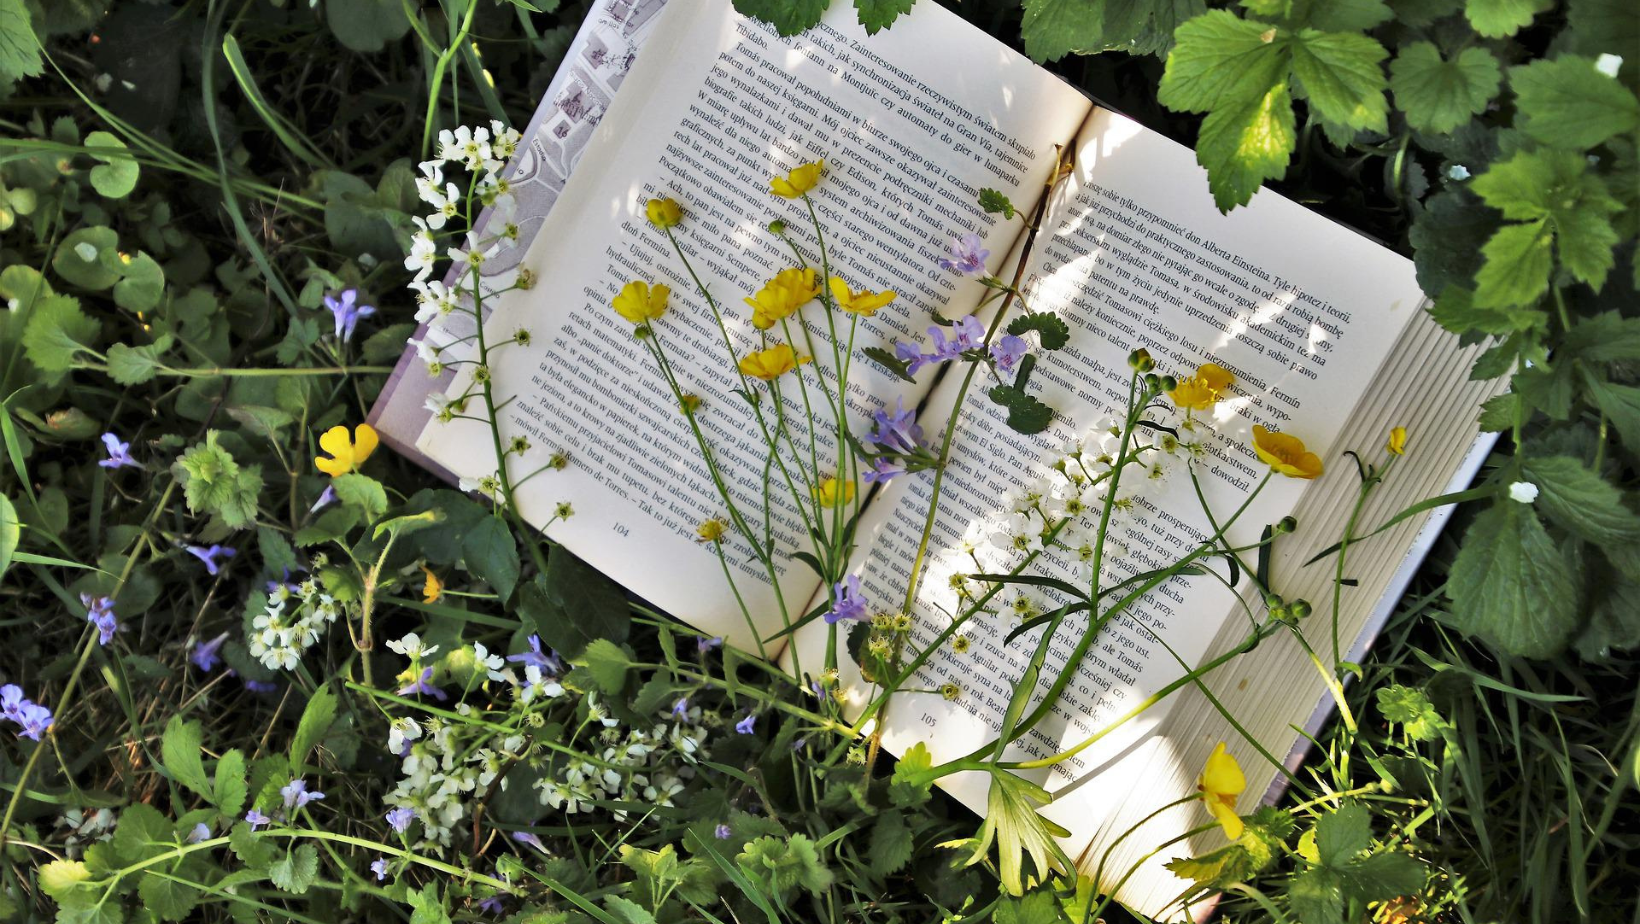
(248, 578), (341, 671)
(531, 697), (708, 818)
(404, 122), (527, 379)
(384, 712), (519, 850)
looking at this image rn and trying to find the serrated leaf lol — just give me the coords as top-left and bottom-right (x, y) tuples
(516, 551), (630, 659)
(889, 741), (933, 807)
(1006, 312), (1071, 350)
(290, 682), (338, 771)
(1289, 866), (1345, 924)
(1511, 56), (1639, 150)
(1164, 843), (1254, 887)
(1195, 80), (1296, 211)
(1472, 220), (1552, 308)
(581, 638), (631, 695)
(1287, 29), (1389, 133)
(1585, 379), (1640, 447)
(1339, 850), (1425, 903)
(863, 345), (915, 382)
(161, 715), (213, 800)
(1444, 500), (1581, 658)
(1159, 11), (1288, 113)
(733, 0), (827, 36)
(407, 883), (452, 924)
(229, 822), (277, 868)
(1389, 43), (1500, 134)
(106, 336), (174, 385)
(988, 384), (1054, 434)
(111, 803), (173, 866)
(37, 859), (92, 899)
(23, 294), (101, 375)
(1314, 803), (1371, 866)
(1520, 455), (1640, 544)
(1465, 0), (1551, 37)
(1426, 286), (1541, 336)
(462, 515), (519, 599)
(138, 872), (201, 921)
(330, 473), (387, 520)
(269, 844), (319, 893)
(854, 0), (914, 34)
(0, 0), (42, 83)
(868, 810), (915, 874)
(214, 749), (248, 818)
(978, 187), (1017, 218)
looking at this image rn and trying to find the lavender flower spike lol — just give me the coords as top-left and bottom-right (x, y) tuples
(824, 575), (870, 625)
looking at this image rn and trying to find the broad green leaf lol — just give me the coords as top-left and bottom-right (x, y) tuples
(868, 809), (915, 873)
(1511, 56), (1640, 150)
(1375, 684), (1443, 740)
(1568, 0), (1638, 74)
(1465, 0), (1550, 37)
(138, 872), (201, 922)
(1158, 11), (1288, 113)
(1304, 0), (1394, 30)
(733, 0), (827, 36)
(1574, 570), (1640, 659)
(1520, 455), (1640, 544)
(269, 843), (319, 893)
(1389, 43), (1500, 134)
(325, 0), (411, 52)
(992, 890), (1066, 924)
(84, 131), (139, 198)
(161, 715), (213, 800)
(854, 0), (914, 35)
(581, 638), (631, 695)
(1426, 286), (1541, 336)
(603, 895), (657, 924)
(111, 251), (164, 311)
(53, 227), (121, 290)
(0, 494), (18, 581)
(172, 432), (263, 529)
(1288, 866), (1345, 924)
(408, 883), (454, 924)
(516, 550), (630, 659)
(290, 682), (338, 771)
(1195, 81), (1296, 211)
(1314, 803), (1371, 866)
(0, 0), (42, 83)
(110, 802), (173, 866)
(23, 294), (102, 376)
(214, 748), (248, 818)
(1444, 500), (1581, 658)
(1287, 29), (1389, 132)
(1472, 220), (1552, 308)
(1339, 850), (1426, 903)
(462, 515), (519, 598)
(1021, 0), (1112, 62)
(1584, 379), (1640, 448)
(106, 336), (174, 385)
(37, 859), (92, 899)
(331, 473), (387, 521)
(1472, 149), (1623, 296)
(229, 821), (277, 869)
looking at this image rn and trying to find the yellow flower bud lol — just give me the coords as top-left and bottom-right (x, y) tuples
(1386, 426), (1408, 456)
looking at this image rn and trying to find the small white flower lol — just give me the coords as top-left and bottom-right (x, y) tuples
(473, 642), (506, 679)
(1508, 481), (1539, 504)
(1595, 54), (1623, 78)
(1447, 164), (1470, 181)
(386, 632), (437, 659)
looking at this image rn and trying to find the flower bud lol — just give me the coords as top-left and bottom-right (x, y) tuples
(1144, 373), (1161, 391)
(1263, 592), (1285, 610)
(1289, 599), (1313, 619)
(767, 219), (787, 235)
(1128, 348), (1154, 372)
(1160, 375), (1178, 392)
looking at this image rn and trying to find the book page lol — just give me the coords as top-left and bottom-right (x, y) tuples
(792, 107), (1428, 819)
(412, 0), (1090, 650)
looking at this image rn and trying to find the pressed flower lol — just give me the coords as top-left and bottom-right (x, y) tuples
(421, 567), (444, 604)
(989, 334), (1029, 373)
(696, 518), (728, 543)
(1198, 742), (1246, 839)
(1386, 426), (1408, 456)
(865, 399), (923, 453)
(611, 280), (669, 325)
(813, 476), (855, 507)
(827, 276), (896, 317)
(314, 424), (379, 478)
(1169, 363), (1234, 411)
(645, 197), (683, 228)
(1251, 425), (1323, 480)
(770, 159), (824, 197)
(746, 268), (819, 330)
(98, 433), (139, 470)
(937, 232), (989, 275)
(824, 575), (869, 624)
(738, 343), (810, 380)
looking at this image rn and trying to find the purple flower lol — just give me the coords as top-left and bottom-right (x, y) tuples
(735, 714), (756, 735)
(478, 895), (506, 914)
(397, 666), (448, 701)
(385, 807), (415, 833)
(506, 635), (561, 673)
(245, 679), (279, 694)
(190, 633), (229, 672)
(14, 703), (53, 740)
(81, 594), (118, 646)
(310, 485), (337, 513)
(894, 339), (933, 376)
(0, 684), (24, 722)
(324, 289), (376, 343)
(371, 857), (389, 881)
(671, 697), (690, 718)
(280, 778), (325, 814)
(696, 636), (724, 655)
(937, 232), (989, 275)
(990, 334), (1029, 373)
(862, 456), (905, 485)
(186, 823), (211, 844)
(929, 316), (987, 361)
(824, 575), (870, 625)
(245, 809), (271, 830)
(714, 823), (732, 840)
(511, 831), (545, 851)
(185, 544), (236, 576)
(867, 398), (923, 453)
(98, 433), (139, 470)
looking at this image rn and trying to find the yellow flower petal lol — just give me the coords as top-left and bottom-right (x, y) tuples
(352, 424), (379, 465)
(1207, 797), (1245, 841)
(1200, 742), (1246, 797)
(1386, 425), (1408, 456)
(770, 160), (824, 198)
(746, 268), (818, 330)
(612, 281), (669, 324)
(645, 197), (682, 229)
(315, 424), (378, 478)
(422, 567), (444, 604)
(827, 276), (896, 317)
(1252, 425), (1323, 479)
(1169, 363), (1234, 412)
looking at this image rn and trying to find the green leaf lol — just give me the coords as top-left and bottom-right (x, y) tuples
(1375, 684), (1444, 740)
(1314, 803), (1372, 865)
(1287, 29), (1389, 133)
(1305, 0), (1394, 30)
(214, 748), (248, 818)
(1020, 0), (1109, 63)
(1164, 843), (1255, 888)
(331, 473), (387, 521)
(1426, 286), (1541, 336)
(516, 550), (631, 659)
(979, 187), (1017, 218)
(1338, 850), (1425, 903)
(1007, 312), (1071, 350)
(1288, 866), (1345, 924)
(854, 0), (914, 34)
(863, 345), (915, 382)
(462, 516), (520, 598)
(0, 494), (19, 581)
(1574, 569), (1640, 659)
(53, 227), (121, 290)
(23, 294), (101, 375)
(1444, 500), (1581, 658)
(962, 772), (1070, 895)
(106, 336), (174, 385)
(325, 0), (411, 52)
(1584, 379), (1640, 447)
(83, 131), (139, 198)
(732, 0), (827, 36)
(1471, 149), (1622, 298)
(1159, 11), (1288, 113)
(110, 803), (173, 866)
(172, 432), (262, 529)
(1195, 80), (1296, 211)
(112, 251), (164, 311)
(889, 741), (933, 807)
(1520, 455), (1640, 544)
(407, 883), (452, 924)
(230, 821), (277, 869)
(1389, 43), (1500, 134)
(868, 810), (915, 874)
(0, 0), (42, 83)
(138, 872), (201, 922)
(290, 682), (338, 771)
(993, 890), (1067, 924)
(988, 384), (1055, 434)
(603, 895), (657, 924)
(736, 833), (833, 896)
(581, 639), (631, 695)
(161, 715), (213, 800)
(269, 844), (319, 893)
(1472, 220), (1553, 309)
(1511, 56), (1640, 150)
(1465, 0), (1551, 37)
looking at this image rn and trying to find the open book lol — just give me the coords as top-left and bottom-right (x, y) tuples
(373, 0), (1505, 916)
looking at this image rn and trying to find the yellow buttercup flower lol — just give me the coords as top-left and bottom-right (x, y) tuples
(645, 197), (682, 229)
(770, 160), (824, 198)
(696, 518), (728, 543)
(738, 343), (810, 380)
(1252, 425), (1323, 480)
(421, 567), (444, 604)
(1198, 741), (1246, 840)
(745, 268), (819, 330)
(827, 276), (897, 317)
(1386, 426), (1408, 456)
(314, 424), (379, 478)
(1169, 363), (1234, 412)
(612, 280), (669, 325)
(814, 476), (855, 507)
